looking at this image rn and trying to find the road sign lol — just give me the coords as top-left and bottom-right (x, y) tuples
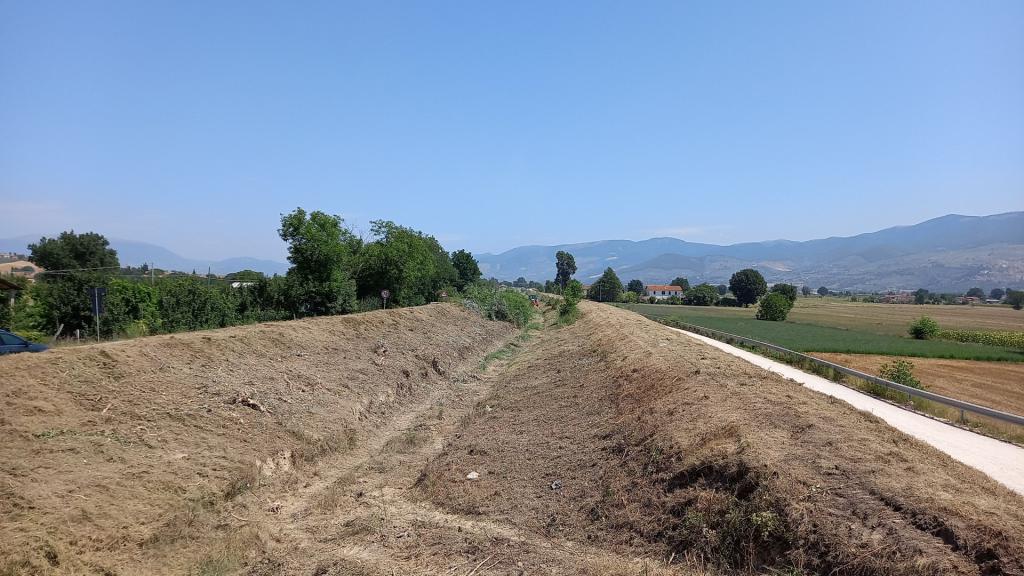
(381, 289), (390, 309)
(88, 287), (107, 316)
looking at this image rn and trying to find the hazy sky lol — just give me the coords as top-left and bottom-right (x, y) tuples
(2, 1), (1022, 260)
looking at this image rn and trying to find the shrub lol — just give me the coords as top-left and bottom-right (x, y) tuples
(878, 359), (922, 389)
(755, 293), (791, 321)
(717, 296), (740, 307)
(559, 280), (584, 321)
(463, 283), (534, 328)
(908, 316), (939, 340)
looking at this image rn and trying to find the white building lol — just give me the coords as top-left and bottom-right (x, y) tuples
(645, 284), (685, 299)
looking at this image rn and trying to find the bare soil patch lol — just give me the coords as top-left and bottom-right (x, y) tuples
(812, 353), (1024, 416)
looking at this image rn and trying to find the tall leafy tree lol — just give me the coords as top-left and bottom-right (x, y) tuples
(356, 220), (456, 306)
(587, 267), (623, 302)
(717, 284), (728, 296)
(817, 286), (829, 296)
(684, 283), (720, 306)
(669, 277), (691, 291)
(989, 288), (1005, 301)
(278, 208), (361, 316)
(554, 251), (576, 289)
(965, 287), (985, 298)
(29, 231), (120, 335)
(728, 269), (767, 307)
(626, 279), (645, 295)
(769, 283), (798, 305)
(1006, 289), (1024, 310)
(801, 285), (812, 297)
(914, 288), (930, 305)
(451, 249), (482, 291)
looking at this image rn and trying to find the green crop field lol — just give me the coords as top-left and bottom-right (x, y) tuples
(619, 302), (1024, 362)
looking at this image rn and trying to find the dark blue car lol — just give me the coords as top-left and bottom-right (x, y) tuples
(0, 329), (48, 355)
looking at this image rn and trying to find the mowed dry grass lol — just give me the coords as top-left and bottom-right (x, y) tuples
(0, 303), (514, 575)
(791, 298), (1024, 336)
(812, 352), (1024, 415)
(421, 302), (1024, 575)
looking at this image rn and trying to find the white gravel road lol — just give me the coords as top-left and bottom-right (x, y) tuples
(671, 327), (1024, 496)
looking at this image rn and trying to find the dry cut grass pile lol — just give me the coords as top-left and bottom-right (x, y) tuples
(0, 303), (514, 575)
(420, 302), (1024, 575)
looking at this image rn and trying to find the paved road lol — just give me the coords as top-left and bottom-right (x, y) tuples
(671, 327), (1024, 496)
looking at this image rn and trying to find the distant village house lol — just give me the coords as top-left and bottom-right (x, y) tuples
(645, 284), (685, 299)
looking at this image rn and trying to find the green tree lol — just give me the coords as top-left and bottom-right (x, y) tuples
(157, 276), (237, 332)
(913, 288), (930, 305)
(729, 269), (767, 307)
(104, 279), (160, 337)
(28, 231), (120, 335)
(769, 283), (798, 306)
(817, 286), (829, 297)
(717, 284), (728, 296)
(683, 283), (719, 306)
(587, 268), (623, 302)
(756, 293), (791, 321)
(801, 285), (812, 297)
(669, 277), (690, 291)
(224, 269), (264, 283)
(626, 279), (645, 295)
(1005, 289), (1024, 310)
(965, 287), (985, 298)
(451, 249), (482, 291)
(989, 288), (1005, 301)
(278, 208), (360, 316)
(356, 220), (456, 306)
(554, 251), (577, 289)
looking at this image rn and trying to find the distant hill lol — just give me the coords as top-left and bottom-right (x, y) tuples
(477, 212), (1024, 292)
(0, 235), (289, 276)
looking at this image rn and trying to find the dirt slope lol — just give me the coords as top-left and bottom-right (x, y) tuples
(5, 300), (1024, 575)
(421, 302), (1024, 575)
(0, 303), (514, 575)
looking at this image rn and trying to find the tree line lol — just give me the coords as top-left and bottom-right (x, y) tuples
(533, 251), (797, 322)
(1, 208), (487, 340)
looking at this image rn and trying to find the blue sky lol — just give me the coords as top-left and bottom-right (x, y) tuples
(2, 1), (1022, 260)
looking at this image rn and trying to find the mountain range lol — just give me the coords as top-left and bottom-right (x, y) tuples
(0, 236), (289, 277)
(476, 212), (1024, 292)
(4, 212), (1022, 291)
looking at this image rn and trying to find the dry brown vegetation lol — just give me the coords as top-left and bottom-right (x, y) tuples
(422, 303), (1024, 575)
(790, 298), (1024, 336)
(3, 300), (1024, 575)
(0, 303), (514, 574)
(812, 353), (1024, 416)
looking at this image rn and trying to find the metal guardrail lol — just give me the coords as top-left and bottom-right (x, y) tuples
(668, 321), (1024, 428)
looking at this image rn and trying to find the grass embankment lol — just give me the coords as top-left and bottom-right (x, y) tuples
(620, 303), (1024, 362)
